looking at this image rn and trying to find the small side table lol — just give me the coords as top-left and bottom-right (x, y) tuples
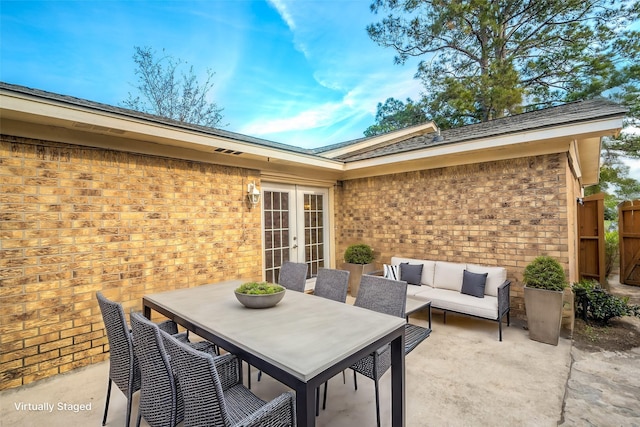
(405, 296), (432, 330)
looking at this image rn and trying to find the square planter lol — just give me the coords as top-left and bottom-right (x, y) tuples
(524, 286), (564, 345)
(343, 263), (376, 297)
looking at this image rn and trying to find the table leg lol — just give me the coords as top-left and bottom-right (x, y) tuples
(390, 333), (406, 427)
(143, 304), (151, 319)
(428, 304), (432, 329)
(296, 382), (316, 427)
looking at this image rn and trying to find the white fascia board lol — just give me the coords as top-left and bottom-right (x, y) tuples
(318, 122), (438, 158)
(1, 93), (344, 171)
(343, 118), (624, 172)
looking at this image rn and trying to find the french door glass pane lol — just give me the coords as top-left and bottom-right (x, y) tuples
(304, 194), (324, 277)
(264, 191), (290, 284)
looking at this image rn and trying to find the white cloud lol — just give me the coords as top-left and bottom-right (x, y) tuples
(267, 0), (296, 31)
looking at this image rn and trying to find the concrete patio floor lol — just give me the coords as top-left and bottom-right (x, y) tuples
(1, 309), (576, 427)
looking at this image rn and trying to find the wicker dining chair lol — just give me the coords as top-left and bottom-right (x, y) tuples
(160, 328), (297, 427)
(97, 292), (185, 427)
(312, 268), (350, 414)
(313, 268), (349, 303)
(278, 261), (309, 292)
(350, 275), (408, 427)
(130, 312), (219, 427)
(129, 312), (186, 427)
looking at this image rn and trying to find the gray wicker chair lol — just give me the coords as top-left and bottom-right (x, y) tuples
(130, 312), (219, 427)
(160, 329), (297, 427)
(350, 275), (408, 427)
(278, 261), (308, 292)
(97, 291), (184, 427)
(312, 268), (350, 413)
(313, 268), (349, 303)
(130, 312), (185, 427)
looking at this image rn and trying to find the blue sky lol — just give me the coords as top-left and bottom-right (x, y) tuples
(1, 0), (424, 148)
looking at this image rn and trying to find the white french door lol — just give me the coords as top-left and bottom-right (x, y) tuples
(262, 183), (330, 284)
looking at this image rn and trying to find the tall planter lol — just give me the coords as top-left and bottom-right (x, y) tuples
(524, 287), (564, 345)
(343, 262), (376, 297)
(343, 244), (375, 297)
(522, 255), (568, 346)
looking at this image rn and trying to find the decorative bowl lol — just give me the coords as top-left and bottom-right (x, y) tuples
(234, 282), (286, 309)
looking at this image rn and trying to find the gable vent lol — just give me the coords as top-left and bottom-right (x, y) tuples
(214, 147), (243, 155)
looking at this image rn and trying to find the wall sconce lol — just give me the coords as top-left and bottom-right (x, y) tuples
(247, 181), (261, 207)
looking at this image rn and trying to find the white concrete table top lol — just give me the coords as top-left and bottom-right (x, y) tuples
(144, 280), (406, 382)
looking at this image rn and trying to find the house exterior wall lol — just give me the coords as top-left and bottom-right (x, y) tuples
(0, 136), (262, 390)
(335, 153), (574, 322)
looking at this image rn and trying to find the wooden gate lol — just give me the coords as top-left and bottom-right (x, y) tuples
(619, 200), (640, 286)
(578, 194), (605, 285)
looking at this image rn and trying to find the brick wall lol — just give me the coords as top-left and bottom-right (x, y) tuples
(0, 136), (262, 390)
(335, 154), (573, 321)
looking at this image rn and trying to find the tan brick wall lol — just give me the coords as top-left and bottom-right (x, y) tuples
(335, 154), (573, 321)
(0, 136), (262, 390)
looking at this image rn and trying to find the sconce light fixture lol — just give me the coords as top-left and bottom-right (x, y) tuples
(247, 181), (261, 207)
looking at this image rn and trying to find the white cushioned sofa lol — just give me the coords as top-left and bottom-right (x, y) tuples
(386, 257), (511, 341)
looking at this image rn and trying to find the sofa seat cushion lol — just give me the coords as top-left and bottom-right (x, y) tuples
(466, 264), (507, 297)
(406, 285), (424, 297)
(412, 287), (498, 320)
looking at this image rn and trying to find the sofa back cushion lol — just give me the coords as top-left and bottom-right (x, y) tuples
(466, 264), (507, 297)
(391, 257), (435, 286)
(433, 261), (466, 292)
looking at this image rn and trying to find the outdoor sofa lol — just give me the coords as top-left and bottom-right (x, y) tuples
(382, 257), (511, 341)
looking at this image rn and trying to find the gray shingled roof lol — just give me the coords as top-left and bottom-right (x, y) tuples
(2, 82), (627, 163)
(0, 81), (316, 156)
(331, 99), (628, 162)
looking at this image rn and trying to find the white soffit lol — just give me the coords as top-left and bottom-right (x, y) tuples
(0, 92), (344, 172)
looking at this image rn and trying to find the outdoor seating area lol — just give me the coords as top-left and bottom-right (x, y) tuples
(0, 307), (575, 427)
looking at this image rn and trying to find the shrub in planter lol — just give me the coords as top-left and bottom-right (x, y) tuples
(343, 244), (375, 296)
(523, 256), (568, 345)
(344, 244), (374, 264)
(523, 256), (568, 291)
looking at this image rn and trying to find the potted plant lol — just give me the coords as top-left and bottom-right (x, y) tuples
(523, 256), (568, 345)
(342, 243), (376, 296)
(234, 282), (286, 309)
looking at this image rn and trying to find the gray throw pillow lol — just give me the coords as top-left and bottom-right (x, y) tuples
(400, 263), (423, 286)
(461, 270), (487, 298)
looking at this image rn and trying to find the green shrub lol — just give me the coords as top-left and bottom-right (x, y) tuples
(572, 279), (640, 325)
(236, 282), (284, 295)
(604, 231), (619, 278)
(523, 256), (568, 291)
(344, 244), (374, 264)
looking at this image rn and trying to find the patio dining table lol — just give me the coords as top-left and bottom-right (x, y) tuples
(143, 280), (407, 427)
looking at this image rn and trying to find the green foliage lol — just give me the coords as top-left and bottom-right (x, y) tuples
(368, 0), (638, 128)
(344, 244), (375, 264)
(368, 0), (639, 201)
(573, 279), (640, 325)
(364, 97), (430, 136)
(235, 282), (284, 295)
(123, 46), (224, 128)
(604, 231), (619, 278)
(522, 256), (568, 291)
